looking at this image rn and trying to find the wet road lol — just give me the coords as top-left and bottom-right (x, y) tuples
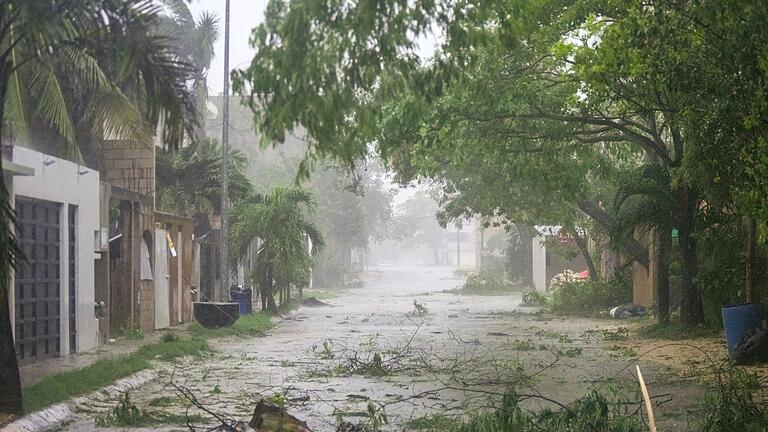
(66, 266), (704, 431)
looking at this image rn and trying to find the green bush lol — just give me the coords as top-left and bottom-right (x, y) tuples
(450, 366), (768, 432)
(457, 270), (515, 295)
(160, 331), (179, 343)
(696, 222), (747, 325)
(548, 277), (631, 317)
(697, 367), (768, 432)
(521, 289), (548, 307)
(121, 325), (144, 340)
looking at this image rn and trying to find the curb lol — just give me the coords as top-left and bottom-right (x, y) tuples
(3, 370), (156, 432)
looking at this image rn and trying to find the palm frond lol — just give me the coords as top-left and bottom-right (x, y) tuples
(29, 62), (78, 158)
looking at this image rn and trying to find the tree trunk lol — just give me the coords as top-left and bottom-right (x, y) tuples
(745, 216), (757, 302)
(260, 286), (267, 311)
(571, 226), (598, 281)
(0, 74), (24, 413)
(656, 228), (671, 325)
(678, 187), (703, 327)
(265, 261), (277, 313)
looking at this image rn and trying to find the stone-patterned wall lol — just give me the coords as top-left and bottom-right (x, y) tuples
(138, 280), (155, 333)
(136, 209), (156, 334)
(108, 190), (155, 336)
(101, 140), (155, 198)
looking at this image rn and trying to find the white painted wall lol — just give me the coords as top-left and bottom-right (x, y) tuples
(11, 147), (101, 354)
(154, 229), (170, 330)
(531, 235), (547, 293)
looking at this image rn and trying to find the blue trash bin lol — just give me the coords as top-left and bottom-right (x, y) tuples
(242, 288), (252, 314)
(230, 288), (252, 316)
(722, 302), (764, 353)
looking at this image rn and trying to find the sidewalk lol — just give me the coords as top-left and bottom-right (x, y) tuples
(19, 324), (186, 387)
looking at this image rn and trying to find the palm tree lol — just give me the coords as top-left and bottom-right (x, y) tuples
(157, 0), (220, 141)
(3, 0), (195, 165)
(156, 138), (251, 217)
(611, 164), (677, 325)
(0, 0), (195, 414)
(230, 188), (324, 313)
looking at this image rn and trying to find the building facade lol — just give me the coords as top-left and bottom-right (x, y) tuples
(5, 146), (101, 360)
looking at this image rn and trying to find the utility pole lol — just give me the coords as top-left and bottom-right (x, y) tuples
(220, 0), (231, 302)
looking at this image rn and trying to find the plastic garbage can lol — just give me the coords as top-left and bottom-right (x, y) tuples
(230, 288), (253, 315)
(722, 302), (764, 353)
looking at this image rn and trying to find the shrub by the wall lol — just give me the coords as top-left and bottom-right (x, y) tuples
(549, 277), (631, 317)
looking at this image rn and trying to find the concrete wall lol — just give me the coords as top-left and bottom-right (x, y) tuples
(10, 147), (101, 353)
(532, 236), (547, 292)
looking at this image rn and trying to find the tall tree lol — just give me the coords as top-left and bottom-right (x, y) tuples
(157, 0), (219, 141)
(235, 0), (768, 327)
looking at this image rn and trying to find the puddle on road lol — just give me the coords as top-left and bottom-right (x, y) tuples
(64, 266), (704, 431)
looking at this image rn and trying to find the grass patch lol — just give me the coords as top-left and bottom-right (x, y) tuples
(135, 338), (209, 361)
(303, 289), (340, 300)
(22, 313), (271, 414)
(120, 325), (144, 340)
(22, 338), (209, 413)
(407, 414), (456, 430)
(454, 390), (646, 432)
(187, 311), (273, 339)
(160, 330), (180, 343)
(637, 322), (722, 340)
(147, 396), (175, 407)
(95, 391), (206, 427)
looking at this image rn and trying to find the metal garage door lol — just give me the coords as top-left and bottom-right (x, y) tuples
(14, 197), (61, 362)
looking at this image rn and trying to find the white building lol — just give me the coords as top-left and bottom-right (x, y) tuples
(4, 146), (102, 360)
